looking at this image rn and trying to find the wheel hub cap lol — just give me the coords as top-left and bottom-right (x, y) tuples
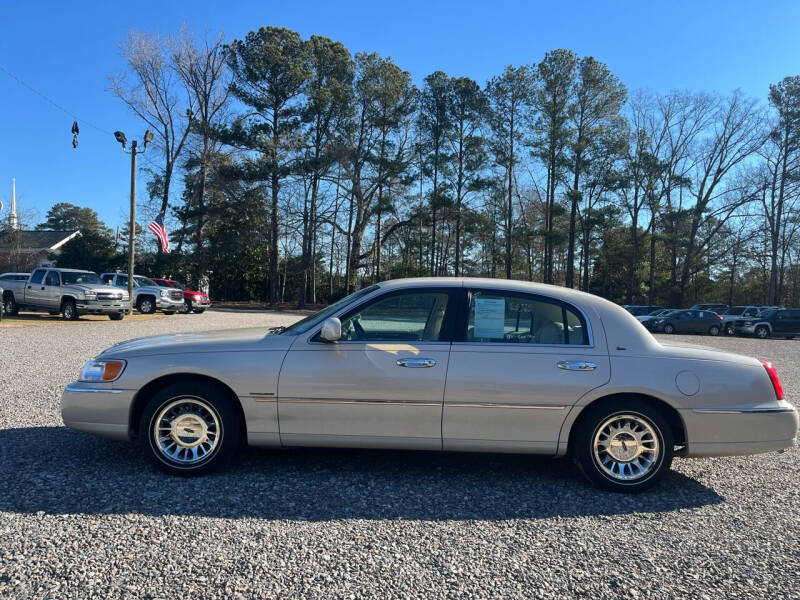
(593, 414), (660, 481)
(154, 398), (220, 464)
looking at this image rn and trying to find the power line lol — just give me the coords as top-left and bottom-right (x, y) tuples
(0, 63), (114, 136)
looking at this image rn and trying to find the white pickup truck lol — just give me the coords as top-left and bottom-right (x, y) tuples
(1, 268), (130, 320)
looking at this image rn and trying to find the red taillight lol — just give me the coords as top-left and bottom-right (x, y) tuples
(760, 359), (785, 400)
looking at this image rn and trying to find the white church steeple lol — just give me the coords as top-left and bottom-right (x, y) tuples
(9, 178), (19, 230)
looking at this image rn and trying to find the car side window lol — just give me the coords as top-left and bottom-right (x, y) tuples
(115, 275), (127, 288)
(101, 274), (113, 284)
(45, 271), (60, 286)
(465, 290), (589, 345)
(339, 291), (450, 342)
(30, 269), (46, 285)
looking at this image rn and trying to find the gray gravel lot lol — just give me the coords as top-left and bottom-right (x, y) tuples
(1, 311), (798, 599)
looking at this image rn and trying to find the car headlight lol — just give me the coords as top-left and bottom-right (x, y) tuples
(79, 360), (126, 382)
(653, 319), (663, 324)
(84, 291), (97, 301)
(193, 294), (204, 301)
(744, 321), (753, 326)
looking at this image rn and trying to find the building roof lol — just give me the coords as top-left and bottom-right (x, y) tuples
(0, 229), (81, 251)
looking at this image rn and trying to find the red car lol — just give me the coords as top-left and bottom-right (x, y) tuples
(151, 278), (211, 314)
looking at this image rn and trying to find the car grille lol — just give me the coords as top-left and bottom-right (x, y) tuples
(733, 319), (746, 327)
(169, 290), (183, 301)
(96, 292), (123, 301)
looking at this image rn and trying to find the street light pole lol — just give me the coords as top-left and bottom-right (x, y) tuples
(114, 130), (153, 316)
(127, 140), (137, 315)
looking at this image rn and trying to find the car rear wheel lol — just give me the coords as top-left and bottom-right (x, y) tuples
(755, 325), (770, 339)
(663, 324), (675, 334)
(708, 325), (720, 336)
(137, 297), (155, 314)
(62, 299), (78, 321)
(573, 399), (673, 493)
(4, 295), (18, 316)
(140, 382), (242, 476)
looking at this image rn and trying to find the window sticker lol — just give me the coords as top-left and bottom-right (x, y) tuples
(473, 297), (506, 339)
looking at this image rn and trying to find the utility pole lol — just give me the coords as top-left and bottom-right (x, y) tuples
(114, 130), (153, 315)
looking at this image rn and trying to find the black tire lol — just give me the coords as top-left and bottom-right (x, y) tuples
(179, 300), (192, 314)
(708, 325), (720, 336)
(785, 336), (794, 340)
(139, 381), (242, 476)
(755, 325), (770, 339)
(137, 296), (156, 314)
(62, 298), (78, 321)
(573, 398), (674, 493)
(109, 313), (124, 321)
(3, 294), (18, 316)
(725, 325), (735, 336)
(192, 308), (206, 314)
(164, 311), (176, 316)
(663, 323), (675, 334)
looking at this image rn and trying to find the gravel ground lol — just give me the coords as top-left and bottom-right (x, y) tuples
(0, 311), (798, 599)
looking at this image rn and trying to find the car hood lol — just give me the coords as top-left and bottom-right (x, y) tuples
(69, 284), (125, 294)
(99, 327), (295, 358)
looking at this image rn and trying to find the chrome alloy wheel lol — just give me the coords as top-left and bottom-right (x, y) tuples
(592, 414), (660, 482)
(153, 398), (221, 464)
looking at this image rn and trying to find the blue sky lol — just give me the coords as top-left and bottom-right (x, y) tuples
(1, 0), (799, 230)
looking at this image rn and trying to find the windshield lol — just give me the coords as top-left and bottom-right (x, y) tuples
(280, 285), (380, 335)
(169, 281), (184, 290)
(61, 271), (103, 285)
(724, 307), (745, 315)
(134, 276), (157, 287)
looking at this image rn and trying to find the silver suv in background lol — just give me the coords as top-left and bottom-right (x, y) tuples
(719, 306), (763, 335)
(2, 268), (129, 320)
(100, 273), (183, 315)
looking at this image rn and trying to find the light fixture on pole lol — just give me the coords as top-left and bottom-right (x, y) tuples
(115, 130), (150, 314)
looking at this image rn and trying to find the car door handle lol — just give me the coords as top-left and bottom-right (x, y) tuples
(396, 358), (437, 368)
(557, 360), (597, 371)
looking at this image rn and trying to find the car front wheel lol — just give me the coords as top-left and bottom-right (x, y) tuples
(663, 324), (675, 334)
(755, 325), (770, 339)
(140, 382), (242, 476)
(179, 300), (192, 314)
(573, 399), (674, 493)
(708, 325), (720, 336)
(137, 297), (155, 314)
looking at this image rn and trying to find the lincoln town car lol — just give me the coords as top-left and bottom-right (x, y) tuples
(61, 278), (798, 492)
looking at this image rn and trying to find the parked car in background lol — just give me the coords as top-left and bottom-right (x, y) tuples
(0, 272), (30, 284)
(719, 306), (762, 335)
(151, 278), (211, 314)
(2, 268), (129, 320)
(733, 308), (800, 339)
(0, 273), (31, 321)
(100, 273), (183, 315)
(646, 309), (723, 335)
(689, 303), (728, 313)
(637, 308), (674, 323)
(62, 277), (798, 493)
(623, 305), (667, 317)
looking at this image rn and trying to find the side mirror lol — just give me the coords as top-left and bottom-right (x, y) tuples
(319, 317), (342, 342)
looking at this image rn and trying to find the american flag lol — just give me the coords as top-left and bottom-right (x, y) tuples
(148, 213), (170, 253)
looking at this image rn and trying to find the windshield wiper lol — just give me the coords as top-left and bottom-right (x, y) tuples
(268, 326), (287, 334)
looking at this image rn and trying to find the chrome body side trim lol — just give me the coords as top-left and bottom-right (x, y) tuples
(692, 406), (797, 414)
(446, 402), (566, 410)
(65, 384), (123, 395)
(280, 397), (440, 407)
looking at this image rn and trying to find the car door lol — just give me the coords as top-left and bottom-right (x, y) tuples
(24, 269), (48, 307)
(442, 288), (610, 454)
(42, 270), (62, 310)
(277, 287), (457, 450)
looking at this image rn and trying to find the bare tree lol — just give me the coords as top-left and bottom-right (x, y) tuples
(110, 31), (195, 237)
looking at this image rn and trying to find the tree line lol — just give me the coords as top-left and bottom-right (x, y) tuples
(6, 26), (799, 308)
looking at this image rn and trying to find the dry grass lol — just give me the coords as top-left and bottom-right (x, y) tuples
(0, 312), (164, 327)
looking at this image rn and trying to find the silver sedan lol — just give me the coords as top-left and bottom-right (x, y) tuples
(62, 278), (798, 493)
